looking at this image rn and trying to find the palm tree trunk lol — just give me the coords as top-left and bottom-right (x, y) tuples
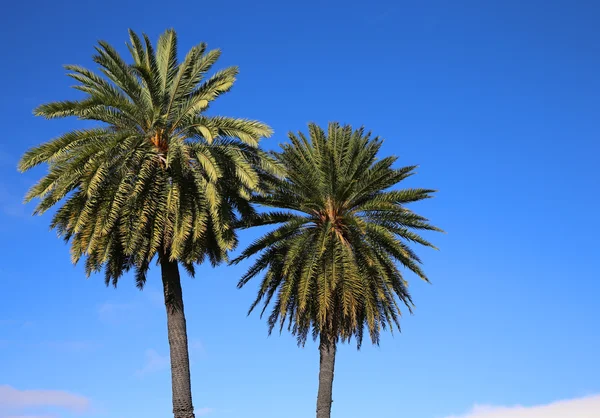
(161, 255), (195, 418)
(316, 336), (336, 418)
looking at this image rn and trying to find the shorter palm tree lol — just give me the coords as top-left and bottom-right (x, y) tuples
(233, 122), (442, 418)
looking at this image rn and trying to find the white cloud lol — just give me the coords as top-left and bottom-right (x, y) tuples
(444, 394), (600, 418)
(0, 385), (89, 413)
(136, 349), (170, 376)
(196, 408), (214, 416)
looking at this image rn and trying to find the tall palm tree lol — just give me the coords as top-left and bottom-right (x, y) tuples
(233, 122), (442, 418)
(19, 29), (279, 418)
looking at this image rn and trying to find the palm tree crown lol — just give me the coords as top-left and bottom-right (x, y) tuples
(19, 29), (279, 286)
(234, 122), (442, 347)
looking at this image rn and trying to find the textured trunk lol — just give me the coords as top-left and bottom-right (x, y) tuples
(316, 336), (336, 418)
(161, 256), (195, 418)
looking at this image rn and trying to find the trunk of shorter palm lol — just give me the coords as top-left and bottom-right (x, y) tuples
(161, 255), (195, 418)
(316, 337), (336, 418)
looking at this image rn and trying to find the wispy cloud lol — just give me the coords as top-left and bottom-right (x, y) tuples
(98, 291), (163, 323)
(136, 349), (170, 376)
(0, 320), (34, 348)
(41, 340), (95, 352)
(443, 394), (600, 418)
(196, 408), (214, 416)
(0, 184), (29, 219)
(4, 415), (56, 418)
(97, 302), (134, 323)
(0, 339), (93, 352)
(0, 320), (33, 328)
(189, 339), (205, 353)
(144, 288), (164, 308)
(0, 150), (15, 168)
(0, 150), (31, 219)
(0, 385), (89, 413)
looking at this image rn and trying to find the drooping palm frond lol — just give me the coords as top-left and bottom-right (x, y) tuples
(20, 29), (282, 287)
(234, 122), (442, 348)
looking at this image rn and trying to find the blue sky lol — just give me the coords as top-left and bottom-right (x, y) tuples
(1, 0), (599, 417)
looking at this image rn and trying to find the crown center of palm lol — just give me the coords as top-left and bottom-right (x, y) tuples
(317, 198), (349, 244)
(150, 129), (169, 154)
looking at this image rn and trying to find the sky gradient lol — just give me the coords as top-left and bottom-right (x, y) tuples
(1, 1), (599, 417)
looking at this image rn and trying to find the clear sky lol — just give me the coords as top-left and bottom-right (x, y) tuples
(1, 1), (599, 418)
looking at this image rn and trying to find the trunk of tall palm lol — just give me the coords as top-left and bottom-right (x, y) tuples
(161, 254), (195, 418)
(316, 336), (337, 418)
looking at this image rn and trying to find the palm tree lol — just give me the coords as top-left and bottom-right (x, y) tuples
(19, 29), (279, 418)
(233, 122), (442, 418)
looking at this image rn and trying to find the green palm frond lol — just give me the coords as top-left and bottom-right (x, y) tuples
(235, 122), (442, 348)
(20, 28), (275, 287)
